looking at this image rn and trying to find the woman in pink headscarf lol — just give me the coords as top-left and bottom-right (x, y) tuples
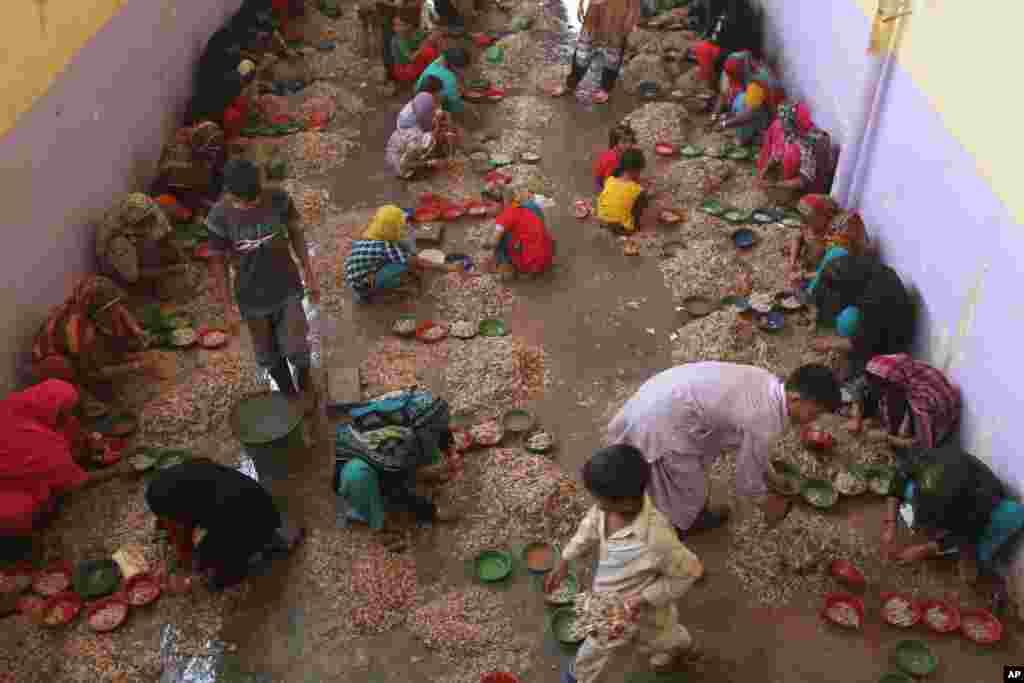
(0, 381), (135, 544)
(757, 101), (834, 203)
(385, 77), (451, 179)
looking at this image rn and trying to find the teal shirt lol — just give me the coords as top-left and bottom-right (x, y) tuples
(415, 59), (464, 113)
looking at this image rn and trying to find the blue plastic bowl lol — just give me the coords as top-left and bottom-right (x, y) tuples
(759, 311), (786, 332)
(732, 228), (757, 249)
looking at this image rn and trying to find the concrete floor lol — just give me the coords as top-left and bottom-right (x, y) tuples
(214, 8), (1019, 683)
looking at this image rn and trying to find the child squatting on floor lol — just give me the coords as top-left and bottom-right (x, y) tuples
(547, 445), (704, 683)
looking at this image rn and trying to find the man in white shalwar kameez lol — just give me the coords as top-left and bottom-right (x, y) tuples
(607, 362), (841, 533)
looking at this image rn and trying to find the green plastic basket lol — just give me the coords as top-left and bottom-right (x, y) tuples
(549, 607), (584, 644)
(895, 640), (937, 677)
(474, 550), (513, 582)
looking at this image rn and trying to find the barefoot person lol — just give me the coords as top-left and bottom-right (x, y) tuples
(548, 445), (704, 683)
(484, 183), (556, 281)
(0, 380), (139, 562)
(880, 444), (1024, 607)
(556, 0), (643, 103)
(335, 390), (459, 551)
(146, 459), (305, 592)
(607, 362), (841, 535)
(345, 205), (463, 304)
(206, 159), (320, 411)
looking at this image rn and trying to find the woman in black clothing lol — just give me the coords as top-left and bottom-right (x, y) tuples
(688, 0), (763, 59)
(810, 253), (916, 378)
(881, 445), (1024, 600)
(146, 460), (304, 591)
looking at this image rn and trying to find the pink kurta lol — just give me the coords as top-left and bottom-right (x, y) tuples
(606, 362), (788, 531)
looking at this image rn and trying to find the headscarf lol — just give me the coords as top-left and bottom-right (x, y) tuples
(865, 354), (961, 450)
(797, 194), (840, 229)
(146, 460), (280, 534)
(364, 205), (408, 242)
(110, 194), (173, 243)
(813, 253), (875, 326)
(723, 50), (753, 85)
(778, 101), (813, 144)
(694, 40), (722, 83)
(769, 101), (816, 181)
(906, 445), (1003, 539)
(0, 380), (87, 534)
(398, 92), (437, 131)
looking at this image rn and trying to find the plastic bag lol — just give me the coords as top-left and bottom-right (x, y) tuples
(158, 624), (225, 683)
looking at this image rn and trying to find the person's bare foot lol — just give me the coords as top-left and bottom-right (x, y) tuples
(593, 90), (610, 104)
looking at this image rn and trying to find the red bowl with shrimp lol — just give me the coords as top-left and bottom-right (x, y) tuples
(880, 592), (923, 628)
(413, 207), (442, 223)
(85, 596), (129, 633)
(124, 573), (162, 607)
(829, 559), (866, 589)
(443, 206), (466, 221)
(920, 599), (961, 633)
(821, 592), (865, 629)
(960, 608), (1003, 644)
(655, 142), (677, 157)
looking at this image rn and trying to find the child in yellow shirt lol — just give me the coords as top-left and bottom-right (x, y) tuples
(547, 445), (703, 683)
(596, 149), (648, 235)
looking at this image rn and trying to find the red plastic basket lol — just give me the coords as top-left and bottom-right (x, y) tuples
(919, 599), (961, 634)
(415, 320), (448, 344)
(829, 559), (866, 589)
(443, 207), (466, 221)
(32, 561), (73, 597)
(821, 592), (865, 629)
(124, 573), (162, 607)
(880, 592), (922, 628)
(655, 142), (677, 157)
(414, 207), (442, 223)
(480, 673), (520, 683)
(960, 608), (1003, 644)
(85, 597), (129, 633)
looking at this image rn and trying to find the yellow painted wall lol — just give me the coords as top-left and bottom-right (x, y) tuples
(853, 0), (1023, 223)
(0, 0), (126, 136)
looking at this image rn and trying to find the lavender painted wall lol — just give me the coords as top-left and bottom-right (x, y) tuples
(759, 0), (1024, 491)
(0, 0), (241, 392)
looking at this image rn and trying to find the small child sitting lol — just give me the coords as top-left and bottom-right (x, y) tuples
(596, 148), (649, 235)
(391, 17), (442, 82)
(592, 122), (637, 192)
(547, 445), (703, 683)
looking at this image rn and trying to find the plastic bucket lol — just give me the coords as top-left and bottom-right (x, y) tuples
(229, 392), (304, 484)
